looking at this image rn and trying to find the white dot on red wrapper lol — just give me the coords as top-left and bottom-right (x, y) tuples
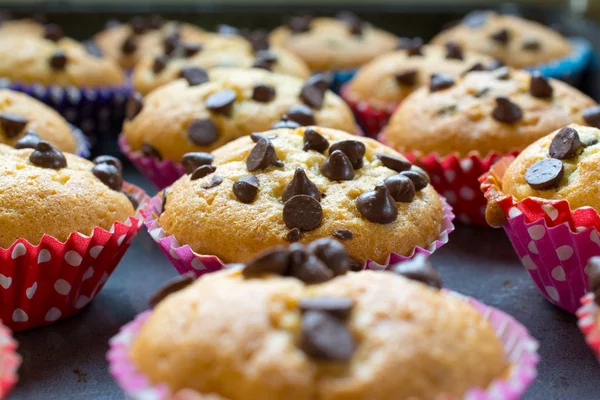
(11, 243), (26, 259)
(26, 282), (37, 299)
(443, 191), (457, 204)
(64, 251), (82, 266)
(45, 308), (61, 322)
(75, 295), (90, 309)
(527, 225), (546, 240)
(54, 279), (71, 295)
(83, 267), (94, 281)
(117, 234), (126, 246)
(12, 308), (28, 322)
(521, 255), (537, 270)
(591, 230), (600, 247)
(191, 258), (206, 271)
(38, 249), (51, 264)
(431, 175), (441, 185)
(170, 249), (180, 260)
(460, 158), (473, 172)
(0, 274), (12, 289)
(508, 207), (522, 218)
(90, 246), (104, 259)
(444, 170), (456, 183)
(551, 266), (566, 281)
(528, 241), (538, 254)
(556, 245), (574, 261)
(545, 286), (560, 302)
(541, 204), (559, 221)
(459, 187), (475, 201)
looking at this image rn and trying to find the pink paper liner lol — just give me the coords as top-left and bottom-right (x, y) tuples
(143, 191), (454, 277)
(0, 321), (20, 399)
(107, 291), (538, 400)
(0, 183), (150, 331)
(340, 84), (399, 138)
(577, 293), (600, 361)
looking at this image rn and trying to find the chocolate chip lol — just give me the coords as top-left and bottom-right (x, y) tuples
(400, 167), (429, 191)
(205, 90), (237, 117)
(490, 28), (510, 45)
(488, 59), (505, 71)
(389, 255), (442, 289)
(180, 67), (209, 86)
(129, 16), (147, 34)
(0, 113), (28, 138)
(384, 174), (416, 202)
(252, 50), (277, 71)
(492, 96), (523, 124)
(181, 152), (214, 174)
(247, 138), (283, 171)
(300, 74), (328, 110)
(288, 244), (333, 283)
(163, 32), (180, 55)
(530, 72), (553, 99)
(14, 129), (40, 149)
(525, 158), (564, 190)
(121, 35), (137, 54)
(283, 195), (323, 231)
(187, 119), (218, 146)
(252, 84), (276, 102)
(429, 73), (455, 92)
(300, 310), (355, 361)
(320, 150), (355, 181)
(356, 185), (398, 224)
(332, 229), (353, 241)
(84, 40), (103, 58)
(161, 188), (168, 214)
(141, 143), (161, 160)
(283, 168), (321, 202)
(271, 117), (301, 130)
(93, 155), (123, 172)
(583, 106), (600, 128)
(190, 165), (217, 181)
(181, 42), (202, 57)
(92, 163), (123, 191)
(125, 92), (143, 121)
(29, 141), (67, 169)
(233, 175), (259, 203)
(286, 228), (301, 243)
(250, 132), (277, 142)
(336, 11), (362, 36)
(522, 38), (541, 51)
(245, 29), (270, 52)
(287, 15), (312, 33)
(587, 257), (600, 305)
(299, 296), (354, 319)
(395, 70), (417, 86)
(399, 37), (423, 56)
(152, 55), (169, 74)
(49, 50), (67, 70)
(463, 10), (487, 28)
(549, 126), (583, 160)
(201, 175), (223, 189)
(243, 246), (290, 277)
(149, 272), (196, 309)
(303, 128), (329, 153)
(329, 140), (365, 169)
(377, 153), (411, 172)
(125, 192), (139, 209)
(462, 62), (486, 75)
(493, 67), (511, 80)
(148, 14), (164, 29)
(445, 41), (463, 60)
(307, 238), (349, 275)
(286, 104), (316, 126)
(348, 257), (362, 271)
(43, 23), (64, 42)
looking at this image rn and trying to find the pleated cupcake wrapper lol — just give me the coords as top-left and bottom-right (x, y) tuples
(107, 289), (538, 400)
(143, 191), (454, 277)
(325, 68), (357, 94)
(526, 38), (593, 85)
(0, 321), (20, 399)
(480, 157), (600, 313)
(340, 84), (399, 138)
(576, 293), (600, 361)
(70, 123), (91, 159)
(0, 183), (149, 331)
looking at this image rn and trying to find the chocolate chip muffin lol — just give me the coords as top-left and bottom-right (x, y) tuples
(0, 18), (45, 36)
(431, 11), (572, 69)
(270, 13), (397, 71)
(123, 68), (356, 162)
(0, 143), (135, 247)
(159, 126), (444, 264)
(382, 68), (595, 158)
(129, 247), (506, 400)
(0, 89), (77, 153)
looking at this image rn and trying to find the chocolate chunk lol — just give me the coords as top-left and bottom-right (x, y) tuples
(307, 238), (349, 275)
(217, 24), (240, 35)
(247, 138), (283, 171)
(549, 126), (583, 160)
(83, 40), (103, 58)
(181, 42), (202, 57)
(180, 67), (209, 86)
(300, 310), (355, 361)
(525, 158), (564, 190)
(299, 296), (354, 319)
(283, 195), (323, 231)
(400, 167), (429, 191)
(348, 257), (362, 271)
(125, 192), (139, 209)
(49, 50), (67, 70)
(356, 185), (398, 224)
(490, 28), (510, 45)
(463, 10), (487, 28)
(92, 163), (123, 191)
(0, 113), (28, 138)
(492, 96), (523, 124)
(329, 140), (365, 169)
(336, 11), (362, 36)
(205, 90), (237, 117)
(395, 70), (417, 86)
(283, 168), (321, 202)
(252, 50), (277, 71)
(429, 73), (455, 92)
(149, 272), (196, 309)
(445, 41), (463, 60)
(332, 229), (353, 241)
(252, 84), (276, 102)
(243, 246), (290, 277)
(152, 55), (169, 74)
(125, 92), (143, 121)
(583, 106), (600, 128)
(522, 38), (541, 51)
(246, 29), (270, 52)
(233, 175), (259, 203)
(287, 15), (312, 34)
(271, 117), (301, 130)
(320, 150), (355, 181)
(14, 129), (40, 149)
(303, 128), (329, 153)
(286, 104), (316, 126)
(121, 35), (137, 54)
(300, 74), (328, 109)
(187, 119), (219, 146)
(530, 72), (553, 99)
(286, 228), (301, 243)
(29, 141), (67, 169)
(190, 165), (216, 181)
(163, 32), (180, 55)
(389, 255), (442, 289)
(288, 244), (333, 283)
(384, 174), (416, 202)
(399, 37), (423, 56)
(250, 132), (277, 142)
(181, 152), (214, 174)
(148, 14), (164, 29)
(493, 67), (511, 80)
(129, 16), (147, 34)
(43, 23), (64, 42)
(587, 257), (600, 305)
(93, 155), (123, 172)
(488, 59), (505, 71)
(201, 175), (223, 189)
(463, 62), (486, 75)
(141, 143), (161, 160)
(377, 153), (411, 172)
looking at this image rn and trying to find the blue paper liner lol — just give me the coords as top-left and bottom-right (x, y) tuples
(69, 123), (91, 159)
(526, 37), (593, 86)
(326, 68), (358, 93)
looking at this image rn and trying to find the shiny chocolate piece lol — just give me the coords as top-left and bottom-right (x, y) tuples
(336, 11), (362, 36)
(187, 119), (218, 146)
(93, 155), (123, 173)
(252, 50), (277, 71)
(300, 74), (328, 109)
(429, 73), (455, 92)
(0, 113), (28, 138)
(247, 138), (283, 171)
(283, 195), (323, 231)
(320, 150), (355, 181)
(180, 67), (209, 86)
(307, 238), (349, 276)
(389, 254), (442, 289)
(242, 246), (290, 277)
(252, 84), (276, 102)
(152, 55), (169, 74)
(92, 163), (123, 191)
(282, 168), (321, 202)
(121, 35), (137, 54)
(286, 228), (301, 243)
(141, 143), (161, 160)
(299, 296), (354, 319)
(549, 127), (582, 160)
(300, 310), (356, 361)
(14, 129), (41, 149)
(399, 37), (423, 56)
(286, 104), (316, 126)
(190, 165), (217, 181)
(250, 132), (277, 142)
(49, 50), (67, 70)
(525, 158), (564, 190)
(43, 23), (64, 42)
(149, 272), (196, 308)
(583, 106), (600, 129)
(233, 175), (259, 203)
(329, 140), (365, 169)
(445, 41), (463, 60)
(395, 69), (417, 86)
(29, 141), (67, 169)
(522, 38), (541, 51)
(181, 152), (214, 175)
(377, 153), (411, 172)
(530, 72), (553, 99)
(490, 28), (510, 45)
(384, 174), (416, 202)
(287, 15), (312, 34)
(332, 229), (353, 241)
(288, 244), (333, 283)
(205, 90), (237, 117)
(492, 96), (523, 124)
(356, 184), (398, 224)
(201, 175), (223, 189)
(400, 168), (429, 191)
(303, 128), (329, 153)
(181, 42), (202, 57)
(463, 62), (486, 76)
(271, 116), (301, 130)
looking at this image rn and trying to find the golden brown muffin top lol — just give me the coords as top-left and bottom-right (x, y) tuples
(123, 68), (356, 162)
(0, 89), (76, 153)
(0, 18), (45, 36)
(0, 144), (135, 247)
(270, 14), (398, 71)
(431, 12), (572, 69)
(382, 68), (595, 158)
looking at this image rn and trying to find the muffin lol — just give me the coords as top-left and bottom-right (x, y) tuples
(122, 68), (357, 188)
(153, 126), (450, 267)
(0, 18), (45, 36)
(381, 68), (595, 225)
(576, 257), (600, 359)
(341, 41), (494, 136)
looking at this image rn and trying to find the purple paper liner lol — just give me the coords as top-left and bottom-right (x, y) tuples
(69, 123), (91, 159)
(143, 191), (455, 277)
(107, 291), (538, 400)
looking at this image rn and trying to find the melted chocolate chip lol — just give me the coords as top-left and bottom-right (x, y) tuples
(399, 37), (423, 56)
(300, 74), (328, 109)
(320, 150), (355, 181)
(233, 175), (259, 203)
(336, 11), (362, 36)
(490, 28), (510, 45)
(201, 175), (223, 189)
(530, 72), (553, 98)
(247, 138), (283, 171)
(549, 126), (583, 160)
(43, 23), (64, 42)
(286, 228), (301, 242)
(125, 192), (139, 209)
(286, 104), (316, 126)
(299, 296), (354, 319)
(250, 132), (277, 142)
(583, 106), (600, 129)
(205, 90), (237, 117)
(377, 153), (411, 172)
(384, 174), (416, 202)
(463, 10), (487, 28)
(303, 128), (329, 153)
(429, 73), (455, 92)
(300, 310), (355, 361)
(181, 42), (202, 57)
(395, 70), (417, 86)
(252, 50), (277, 71)
(245, 29), (270, 52)
(389, 254), (442, 289)
(121, 35), (137, 54)
(252, 84), (276, 102)
(180, 67), (209, 86)
(181, 152), (214, 174)
(445, 41), (463, 60)
(187, 119), (218, 146)
(0, 113), (28, 138)
(492, 96), (522, 124)
(283, 195), (323, 231)
(283, 168), (321, 202)
(587, 257), (600, 305)
(141, 143), (161, 160)
(163, 32), (179, 55)
(125, 92), (143, 121)
(348, 257), (362, 271)
(356, 185), (398, 224)
(462, 62), (486, 75)
(152, 55), (169, 74)
(522, 38), (541, 51)
(288, 244), (333, 283)
(49, 50), (67, 70)
(243, 246), (291, 277)
(149, 273), (196, 308)
(271, 117), (301, 130)
(332, 229), (353, 241)
(329, 140), (365, 169)
(93, 155), (123, 172)
(307, 238), (349, 276)
(190, 165), (216, 181)
(29, 141), (67, 169)
(92, 163), (123, 191)
(400, 167), (429, 191)
(525, 158), (564, 190)
(287, 15), (312, 34)
(14, 129), (40, 149)
(129, 16), (148, 34)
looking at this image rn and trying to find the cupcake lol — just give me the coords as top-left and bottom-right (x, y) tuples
(577, 257), (600, 360)
(0, 320), (20, 398)
(431, 11), (592, 82)
(0, 18), (45, 36)
(381, 68), (595, 225)
(108, 243), (538, 400)
(121, 68), (357, 189)
(270, 12), (398, 90)
(341, 41), (494, 136)
(481, 124), (600, 313)
(0, 143), (148, 330)
(144, 126), (454, 276)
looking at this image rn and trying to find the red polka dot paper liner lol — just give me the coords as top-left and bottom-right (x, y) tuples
(143, 191), (455, 278)
(577, 293), (600, 361)
(340, 83), (399, 138)
(107, 291), (538, 400)
(0, 183), (149, 331)
(481, 157), (600, 313)
(0, 321), (20, 398)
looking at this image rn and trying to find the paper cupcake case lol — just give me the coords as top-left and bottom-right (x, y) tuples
(326, 68), (357, 94)
(481, 156), (600, 313)
(70, 123), (91, 159)
(340, 84), (399, 138)
(0, 183), (149, 331)
(527, 38), (593, 86)
(0, 321), (20, 398)
(577, 293), (600, 361)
